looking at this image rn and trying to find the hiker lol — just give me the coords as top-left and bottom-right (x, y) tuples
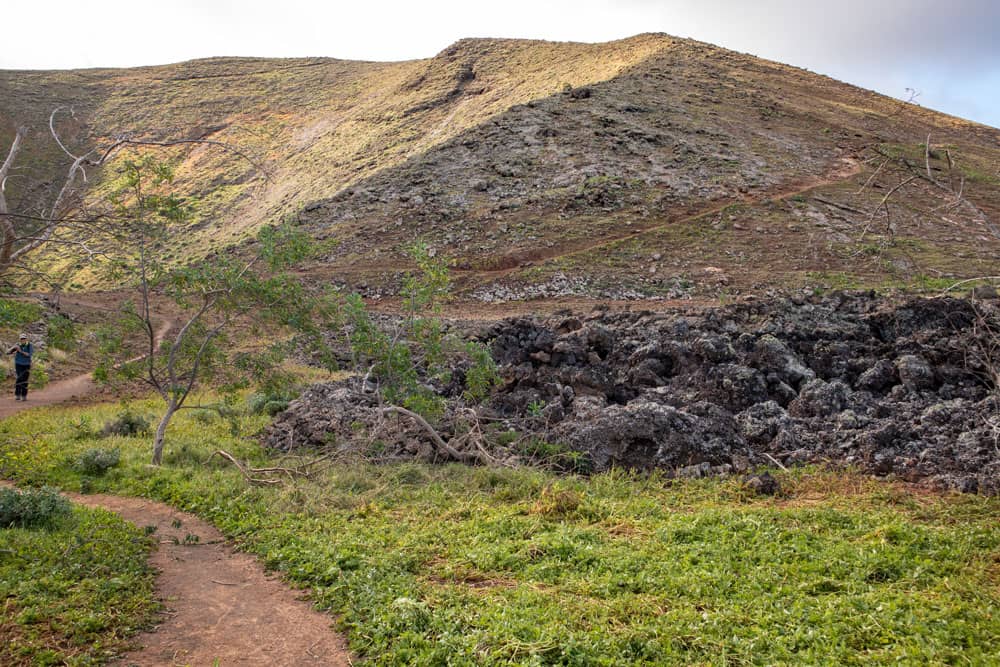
(7, 333), (33, 401)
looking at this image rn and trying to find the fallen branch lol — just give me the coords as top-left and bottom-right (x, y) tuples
(208, 450), (283, 485)
(382, 406), (489, 464)
(939, 276), (1000, 296)
(813, 196), (866, 216)
(764, 453), (789, 472)
(206, 449), (330, 485)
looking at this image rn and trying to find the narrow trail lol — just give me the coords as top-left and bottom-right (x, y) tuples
(0, 320), (174, 420)
(1, 315), (357, 664)
(313, 158), (863, 283)
(461, 157), (864, 279)
(0, 482), (354, 666)
(73, 492), (353, 666)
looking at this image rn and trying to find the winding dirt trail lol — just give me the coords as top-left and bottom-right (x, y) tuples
(1, 313), (356, 665)
(0, 371), (97, 419)
(0, 481), (354, 666)
(72, 492), (354, 667)
(0, 319), (174, 420)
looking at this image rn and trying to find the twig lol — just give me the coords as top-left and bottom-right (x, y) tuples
(764, 453), (789, 472)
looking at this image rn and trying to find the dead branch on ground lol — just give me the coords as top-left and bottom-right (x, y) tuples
(207, 449), (333, 486)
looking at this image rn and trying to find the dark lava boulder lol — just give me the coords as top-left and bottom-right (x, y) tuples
(266, 293), (1000, 494)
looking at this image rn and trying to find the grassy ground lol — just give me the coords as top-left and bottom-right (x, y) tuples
(0, 500), (157, 665)
(1, 398), (999, 665)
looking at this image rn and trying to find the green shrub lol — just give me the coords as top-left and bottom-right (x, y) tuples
(247, 391), (295, 415)
(46, 313), (77, 351)
(74, 447), (121, 476)
(517, 438), (592, 474)
(263, 399), (290, 416)
(101, 409), (151, 437)
(0, 487), (71, 528)
(67, 415), (98, 440)
(246, 392), (270, 414)
(191, 408), (217, 424)
(0, 298), (43, 327)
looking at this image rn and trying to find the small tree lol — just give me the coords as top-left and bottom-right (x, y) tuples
(346, 243), (499, 414)
(95, 156), (335, 465)
(342, 243), (501, 462)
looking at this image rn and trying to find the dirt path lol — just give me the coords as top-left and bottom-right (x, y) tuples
(0, 372), (97, 419)
(304, 156), (863, 286)
(0, 481), (354, 666)
(459, 157), (864, 279)
(71, 492), (354, 667)
(0, 320), (174, 420)
(1, 308), (357, 664)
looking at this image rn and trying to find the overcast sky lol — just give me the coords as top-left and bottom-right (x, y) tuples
(3, 0), (998, 128)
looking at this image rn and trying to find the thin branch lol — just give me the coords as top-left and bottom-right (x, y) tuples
(854, 157), (889, 196)
(939, 276), (1000, 296)
(764, 453), (789, 472)
(858, 175), (917, 242)
(382, 405), (486, 463)
(924, 133), (934, 184)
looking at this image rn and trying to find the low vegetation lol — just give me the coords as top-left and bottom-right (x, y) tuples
(2, 400), (998, 665)
(0, 298), (43, 329)
(0, 493), (157, 666)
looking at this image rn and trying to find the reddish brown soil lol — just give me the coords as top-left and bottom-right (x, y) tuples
(0, 373), (99, 419)
(2, 313), (357, 665)
(0, 481), (355, 666)
(68, 492), (354, 667)
(0, 318), (174, 420)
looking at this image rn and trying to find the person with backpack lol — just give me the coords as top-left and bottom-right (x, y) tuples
(7, 333), (33, 401)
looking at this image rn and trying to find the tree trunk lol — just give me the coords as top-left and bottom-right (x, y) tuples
(0, 128), (26, 276)
(152, 398), (178, 465)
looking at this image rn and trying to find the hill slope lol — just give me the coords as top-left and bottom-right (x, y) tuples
(1, 34), (998, 298)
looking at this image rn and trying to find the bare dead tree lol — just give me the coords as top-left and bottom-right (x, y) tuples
(0, 109), (136, 282)
(0, 107), (268, 286)
(868, 135), (999, 240)
(847, 134), (1000, 275)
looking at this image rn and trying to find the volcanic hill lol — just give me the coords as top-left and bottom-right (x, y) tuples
(2, 34), (998, 299)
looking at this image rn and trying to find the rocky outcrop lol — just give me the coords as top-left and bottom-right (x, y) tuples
(266, 293), (1000, 494)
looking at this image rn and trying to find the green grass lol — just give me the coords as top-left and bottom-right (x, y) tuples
(0, 502), (157, 666)
(1, 398), (999, 665)
(805, 269), (979, 296)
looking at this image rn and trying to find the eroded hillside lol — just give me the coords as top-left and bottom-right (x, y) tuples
(1, 34), (998, 297)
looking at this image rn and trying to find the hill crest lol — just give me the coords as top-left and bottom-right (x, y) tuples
(1, 34), (997, 298)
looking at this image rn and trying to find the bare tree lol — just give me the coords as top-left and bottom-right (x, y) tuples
(860, 134), (1000, 244)
(0, 107), (266, 287)
(0, 109), (113, 281)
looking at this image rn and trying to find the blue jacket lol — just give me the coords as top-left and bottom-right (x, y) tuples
(12, 342), (32, 366)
